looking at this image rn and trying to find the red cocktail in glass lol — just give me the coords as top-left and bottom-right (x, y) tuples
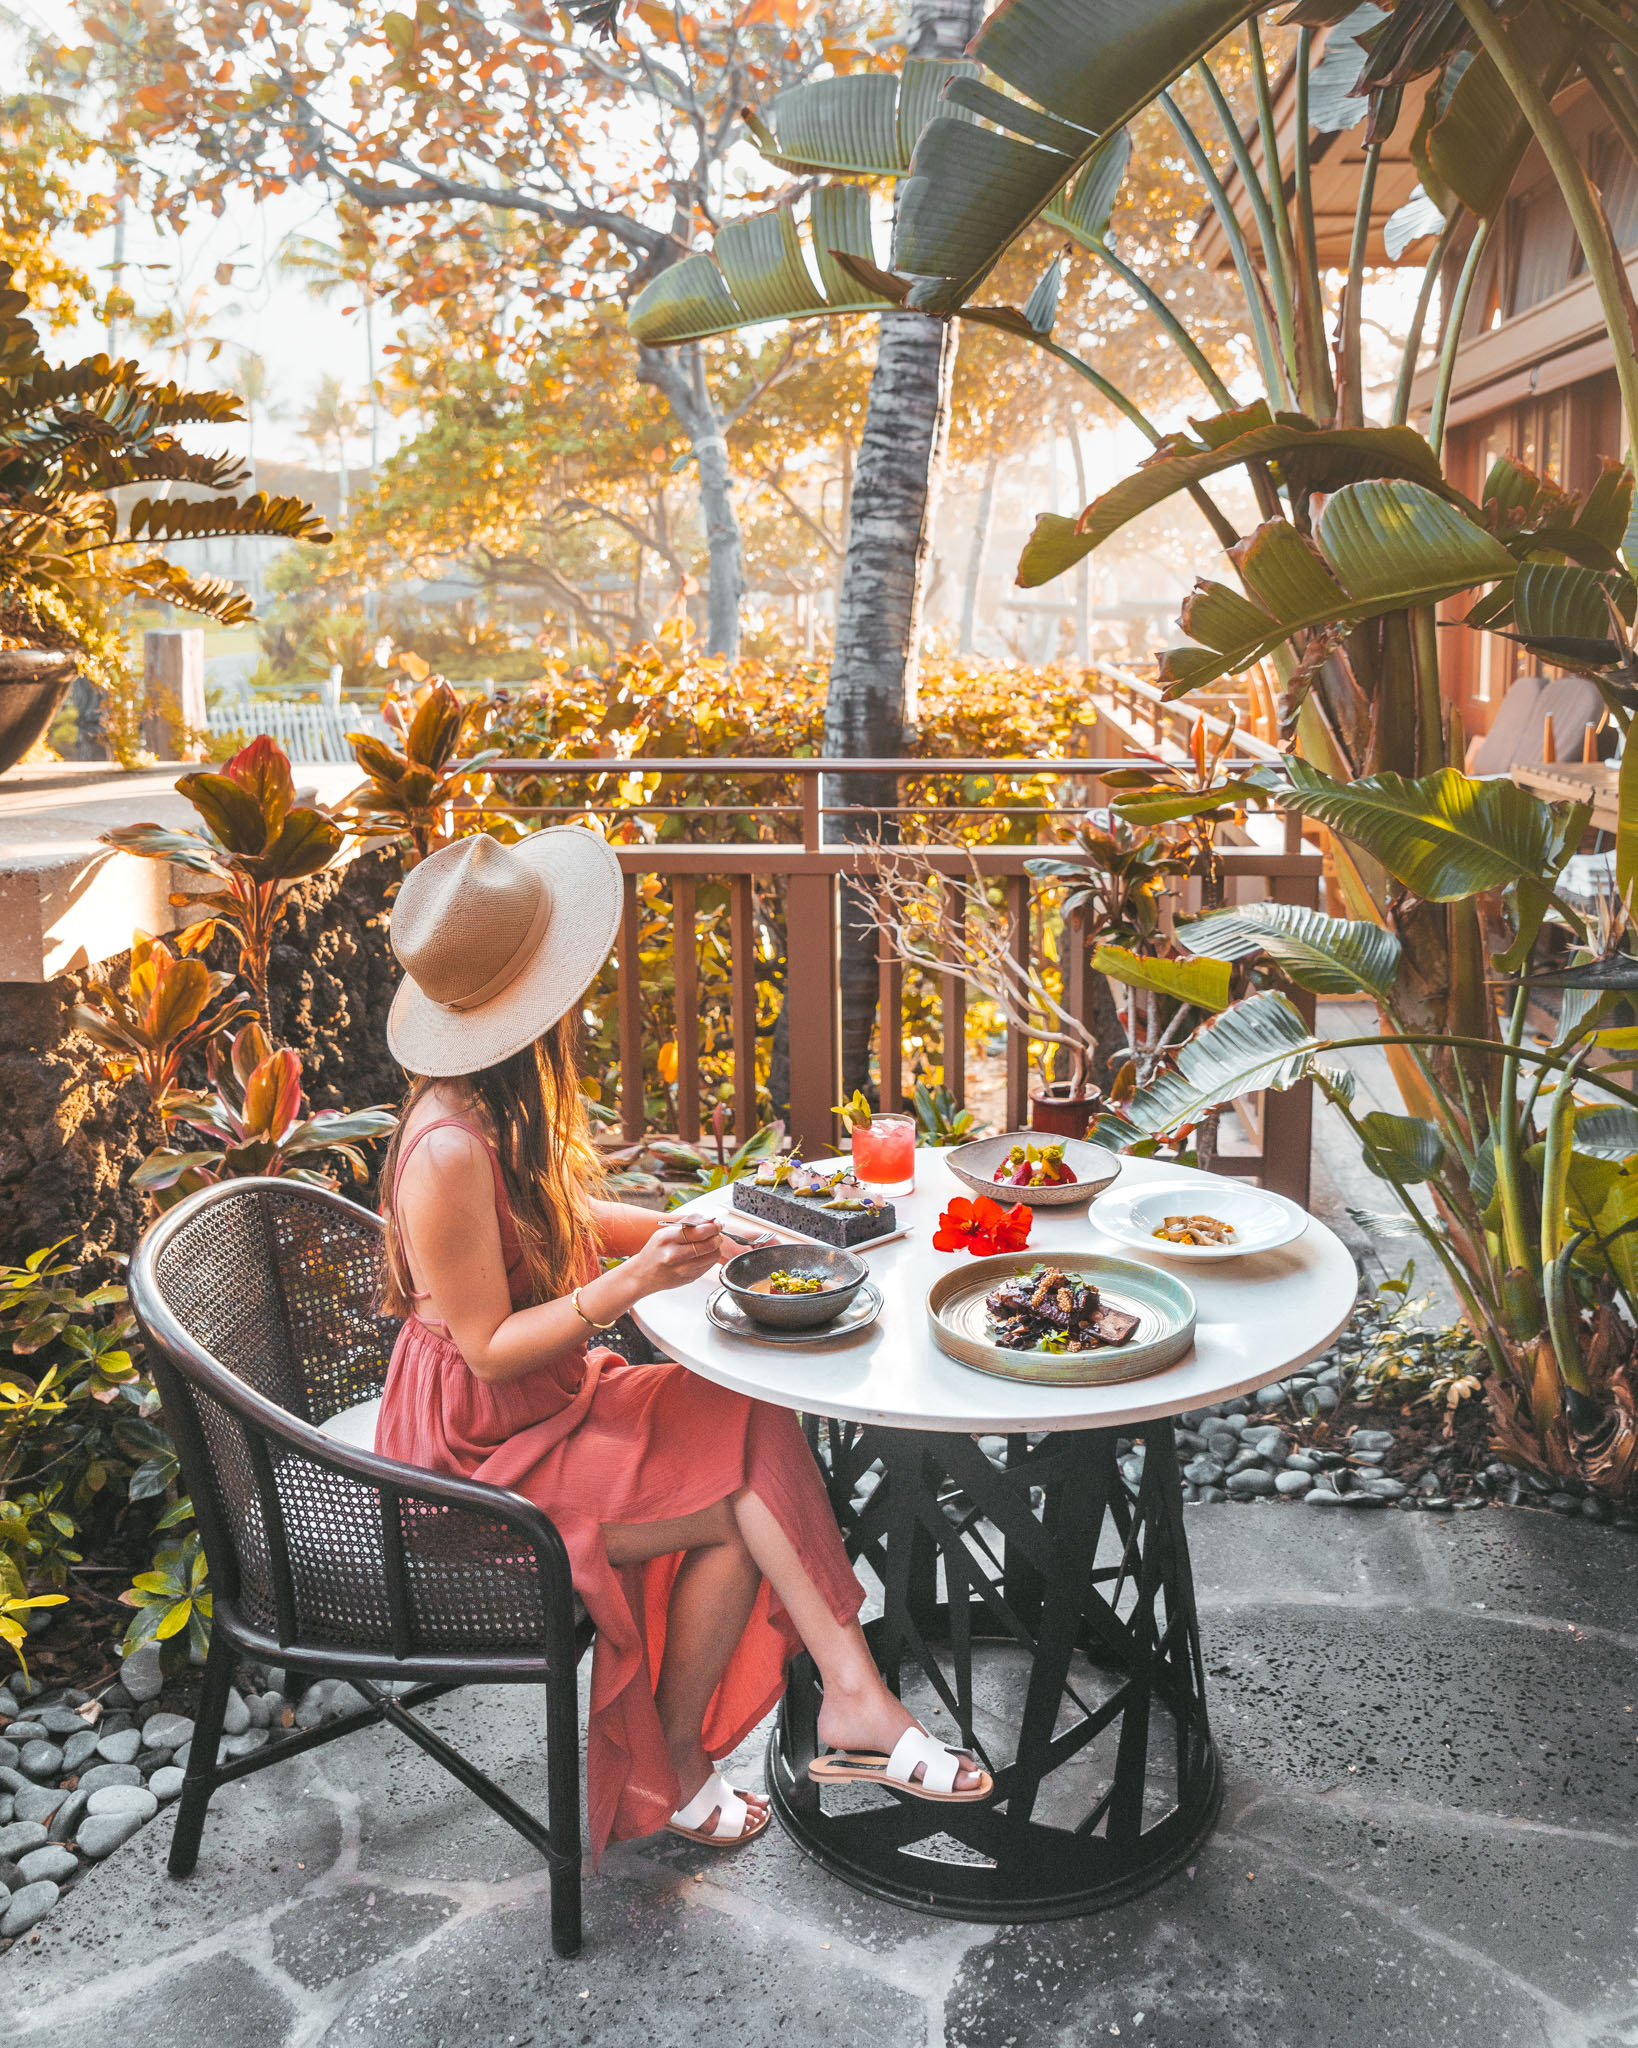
(850, 1112), (915, 1197)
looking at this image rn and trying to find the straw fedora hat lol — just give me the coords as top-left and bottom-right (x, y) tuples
(387, 829), (623, 1077)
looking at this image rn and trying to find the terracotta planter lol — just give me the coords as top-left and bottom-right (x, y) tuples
(0, 649), (77, 776)
(1029, 1085), (1100, 1140)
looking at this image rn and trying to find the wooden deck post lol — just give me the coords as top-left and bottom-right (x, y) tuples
(786, 874), (841, 1158)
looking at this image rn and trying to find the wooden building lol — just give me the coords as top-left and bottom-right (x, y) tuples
(1202, 57), (1632, 748)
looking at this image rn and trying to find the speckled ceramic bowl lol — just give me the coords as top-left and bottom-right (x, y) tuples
(945, 1131), (1122, 1208)
(718, 1243), (869, 1330)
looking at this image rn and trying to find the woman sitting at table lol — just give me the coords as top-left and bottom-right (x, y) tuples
(376, 829), (990, 1863)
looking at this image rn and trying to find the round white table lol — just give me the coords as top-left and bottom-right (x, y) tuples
(636, 1147), (1357, 1923)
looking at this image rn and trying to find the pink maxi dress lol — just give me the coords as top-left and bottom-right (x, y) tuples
(376, 1117), (864, 1862)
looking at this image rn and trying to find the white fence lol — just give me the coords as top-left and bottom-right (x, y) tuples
(206, 699), (389, 765)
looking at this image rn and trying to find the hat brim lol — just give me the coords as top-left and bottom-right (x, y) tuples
(386, 827), (624, 1078)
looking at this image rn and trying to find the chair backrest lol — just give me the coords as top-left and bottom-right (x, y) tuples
(131, 1179), (569, 1670)
(1470, 673), (1605, 776)
(142, 1175), (396, 1430)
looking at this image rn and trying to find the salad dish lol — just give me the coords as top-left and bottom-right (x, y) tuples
(944, 1131), (1121, 1209)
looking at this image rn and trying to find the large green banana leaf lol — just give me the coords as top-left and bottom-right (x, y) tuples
(1175, 900), (1403, 1002)
(740, 58), (981, 176)
(1041, 128), (1131, 246)
(1278, 757), (1589, 968)
(1464, 559), (1636, 670)
(630, 191), (894, 346)
(631, 61), (984, 344)
(892, 0), (1265, 311)
(1573, 1106), (1638, 1161)
(1089, 943), (1232, 1012)
(1151, 481), (1517, 695)
(1016, 406), (1455, 587)
(1421, 1), (1577, 219)
(1115, 991), (1320, 1139)
(1357, 1109), (1445, 1184)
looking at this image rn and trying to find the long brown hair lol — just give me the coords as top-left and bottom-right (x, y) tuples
(380, 1013), (604, 1316)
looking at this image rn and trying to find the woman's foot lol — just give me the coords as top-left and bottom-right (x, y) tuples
(815, 1683), (986, 1794)
(666, 1754), (771, 1845)
(668, 1744), (770, 1836)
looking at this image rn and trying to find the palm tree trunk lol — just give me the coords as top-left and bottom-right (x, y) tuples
(822, 0), (982, 1100)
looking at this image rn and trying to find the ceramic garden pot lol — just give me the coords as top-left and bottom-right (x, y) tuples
(0, 649), (77, 775)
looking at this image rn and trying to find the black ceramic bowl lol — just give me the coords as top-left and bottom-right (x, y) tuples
(718, 1243), (868, 1330)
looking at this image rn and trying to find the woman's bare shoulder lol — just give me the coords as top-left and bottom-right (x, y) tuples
(397, 1106), (494, 1202)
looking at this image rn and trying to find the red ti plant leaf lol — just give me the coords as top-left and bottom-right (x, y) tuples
(224, 734), (295, 833)
(144, 949), (213, 1047)
(258, 807), (345, 882)
(349, 734), (407, 789)
(174, 769), (271, 855)
(230, 1021), (273, 1093)
(405, 681), (465, 769)
(241, 1047), (304, 1145)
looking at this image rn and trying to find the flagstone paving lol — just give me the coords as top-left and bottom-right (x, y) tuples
(5, 1507), (1635, 2047)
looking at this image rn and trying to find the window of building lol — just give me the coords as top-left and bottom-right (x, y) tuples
(1508, 181), (1581, 316)
(1596, 133), (1638, 247)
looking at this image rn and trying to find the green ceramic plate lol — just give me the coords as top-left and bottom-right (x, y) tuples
(926, 1252), (1197, 1387)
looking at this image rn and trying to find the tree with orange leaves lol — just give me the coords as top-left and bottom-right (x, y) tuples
(53, 0), (879, 658)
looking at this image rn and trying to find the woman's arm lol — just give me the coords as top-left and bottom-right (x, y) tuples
(589, 1196), (777, 1258)
(398, 1130), (724, 1385)
(589, 1197), (672, 1257)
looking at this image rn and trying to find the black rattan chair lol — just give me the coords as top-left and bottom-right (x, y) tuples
(130, 1177), (593, 1957)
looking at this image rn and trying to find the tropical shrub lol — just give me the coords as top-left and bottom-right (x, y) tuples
(119, 1529), (210, 1662)
(0, 262), (328, 762)
(465, 646), (1125, 1121)
(102, 735), (345, 1032)
(72, 929), (253, 1134)
(1086, 757), (1638, 1496)
(339, 669), (500, 871)
(0, 1244), (156, 1673)
(132, 1022), (397, 1209)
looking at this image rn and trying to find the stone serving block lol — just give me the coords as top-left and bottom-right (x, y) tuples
(732, 1179), (896, 1248)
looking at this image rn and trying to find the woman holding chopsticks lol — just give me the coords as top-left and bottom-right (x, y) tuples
(375, 830), (989, 1873)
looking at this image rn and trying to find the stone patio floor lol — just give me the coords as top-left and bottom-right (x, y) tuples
(6, 1506), (1637, 2047)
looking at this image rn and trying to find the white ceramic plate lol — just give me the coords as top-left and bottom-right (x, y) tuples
(1090, 1182), (1309, 1263)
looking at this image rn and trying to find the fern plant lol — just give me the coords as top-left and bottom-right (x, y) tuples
(0, 260), (330, 735)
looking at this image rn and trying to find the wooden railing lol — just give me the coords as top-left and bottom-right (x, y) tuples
(462, 757), (1323, 1207)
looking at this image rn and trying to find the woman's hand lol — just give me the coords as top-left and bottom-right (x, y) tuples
(617, 1219), (727, 1299)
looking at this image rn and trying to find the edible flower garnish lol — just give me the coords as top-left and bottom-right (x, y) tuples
(933, 1195), (1033, 1256)
(832, 1088), (873, 1132)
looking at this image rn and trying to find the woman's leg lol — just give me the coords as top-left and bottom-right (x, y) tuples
(730, 1489), (984, 1792)
(603, 1503), (768, 1825)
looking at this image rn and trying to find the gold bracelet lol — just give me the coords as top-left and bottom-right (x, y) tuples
(571, 1284), (619, 1333)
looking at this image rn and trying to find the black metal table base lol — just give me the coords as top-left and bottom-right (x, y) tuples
(768, 1419), (1222, 1922)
